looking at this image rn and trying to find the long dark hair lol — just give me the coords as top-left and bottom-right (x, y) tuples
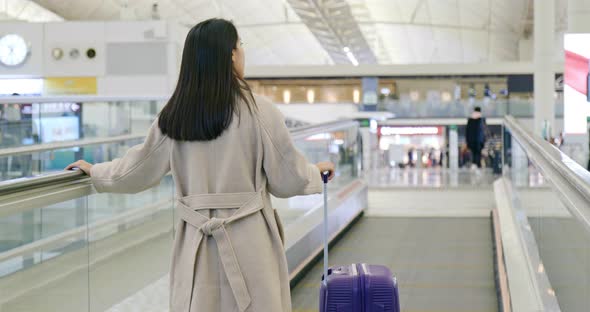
(158, 18), (255, 141)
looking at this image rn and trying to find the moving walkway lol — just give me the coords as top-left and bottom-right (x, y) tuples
(0, 111), (588, 312)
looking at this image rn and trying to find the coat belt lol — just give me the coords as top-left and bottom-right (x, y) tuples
(175, 191), (264, 312)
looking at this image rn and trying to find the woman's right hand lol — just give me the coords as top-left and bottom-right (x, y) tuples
(65, 160), (94, 176)
(316, 162), (335, 181)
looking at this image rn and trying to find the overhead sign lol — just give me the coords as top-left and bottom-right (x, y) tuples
(379, 126), (441, 136)
(44, 77), (97, 95)
(31, 102), (81, 114)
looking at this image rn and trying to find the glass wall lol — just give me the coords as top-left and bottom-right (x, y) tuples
(0, 99), (166, 150)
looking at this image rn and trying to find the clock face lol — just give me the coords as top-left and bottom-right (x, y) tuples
(0, 34), (29, 66)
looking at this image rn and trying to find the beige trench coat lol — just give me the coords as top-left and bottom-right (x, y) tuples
(90, 94), (323, 312)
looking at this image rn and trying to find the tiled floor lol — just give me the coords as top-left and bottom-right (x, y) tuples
(367, 188), (496, 218)
(366, 167), (547, 189)
(366, 167), (498, 188)
(291, 217), (498, 312)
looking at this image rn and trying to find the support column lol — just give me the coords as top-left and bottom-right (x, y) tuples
(533, 0), (555, 139)
(449, 126), (459, 170)
(448, 126), (459, 186)
(361, 77), (378, 111)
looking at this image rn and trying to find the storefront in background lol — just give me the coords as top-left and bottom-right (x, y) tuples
(378, 126), (445, 168)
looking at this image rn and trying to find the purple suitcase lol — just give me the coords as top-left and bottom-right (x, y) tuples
(319, 172), (400, 312)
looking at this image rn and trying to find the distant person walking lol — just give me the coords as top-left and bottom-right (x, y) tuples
(466, 107), (486, 168)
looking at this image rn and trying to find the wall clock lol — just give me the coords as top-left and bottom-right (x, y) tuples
(0, 34), (29, 67)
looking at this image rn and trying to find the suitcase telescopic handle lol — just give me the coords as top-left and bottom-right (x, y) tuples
(322, 171), (330, 183)
(322, 171), (330, 286)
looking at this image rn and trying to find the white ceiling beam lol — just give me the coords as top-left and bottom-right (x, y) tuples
(246, 61), (565, 78)
(286, 0), (377, 64)
(236, 19), (517, 34)
(390, 0), (415, 63)
(409, 0), (426, 23)
(235, 21), (304, 28)
(424, 0), (436, 63)
(0, 0), (63, 22)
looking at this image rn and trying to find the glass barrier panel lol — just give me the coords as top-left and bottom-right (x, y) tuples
(505, 130), (590, 311)
(276, 123), (361, 228)
(0, 137), (144, 182)
(0, 196), (90, 312)
(0, 176), (175, 312)
(87, 176), (174, 312)
(380, 99), (562, 118)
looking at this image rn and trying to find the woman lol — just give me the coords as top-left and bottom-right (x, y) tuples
(66, 18), (334, 312)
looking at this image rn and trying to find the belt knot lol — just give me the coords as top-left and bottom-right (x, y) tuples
(200, 217), (225, 236)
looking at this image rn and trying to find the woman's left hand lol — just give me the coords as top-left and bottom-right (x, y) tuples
(65, 160), (93, 176)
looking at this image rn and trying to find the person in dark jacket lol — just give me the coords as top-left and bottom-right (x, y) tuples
(465, 107), (486, 168)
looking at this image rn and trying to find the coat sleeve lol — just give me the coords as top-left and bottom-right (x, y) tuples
(89, 119), (171, 194)
(256, 96), (323, 198)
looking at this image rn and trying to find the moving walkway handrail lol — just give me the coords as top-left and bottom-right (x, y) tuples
(0, 134), (145, 157)
(0, 119), (358, 194)
(0, 95), (169, 103)
(504, 115), (590, 233)
(0, 169), (85, 195)
(290, 119), (358, 140)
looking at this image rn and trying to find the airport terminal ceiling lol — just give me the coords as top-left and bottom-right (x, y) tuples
(1, 0), (568, 65)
